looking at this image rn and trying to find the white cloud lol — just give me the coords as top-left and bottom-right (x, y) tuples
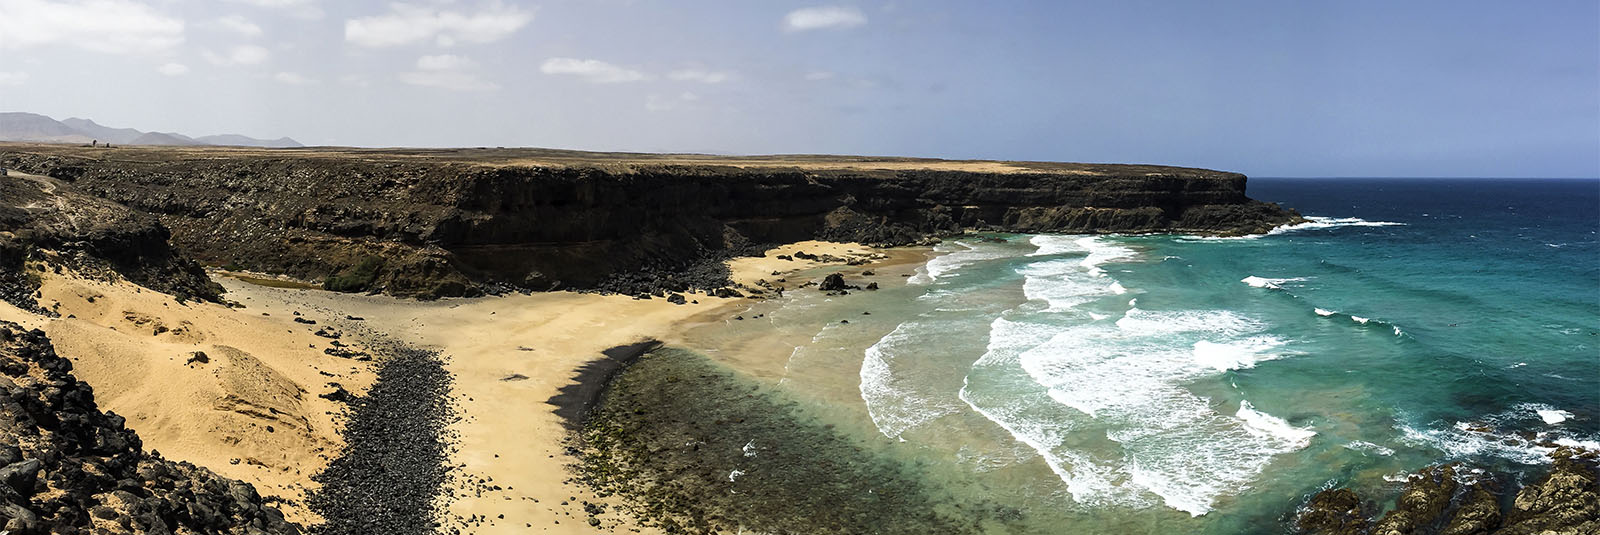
(0, 0), (184, 56)
(540, 57), (646, 84)
(402, 54), (497, 91)
(0, 71), (28, 86)
(223, 0), (322, 19)
(207, 15), (264, 37)
(783, 6), (867, 32)
(804, 70), (835, 81)
(157, 62), (190, 76)
(668, 68), (733, 84)
(346, 2), (533, 48)
(203, 45), (271, 66)
(274, 71), (317, 85)
(417, 54), (475, 71)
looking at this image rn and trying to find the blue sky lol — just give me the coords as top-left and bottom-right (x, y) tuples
(1, 0), (1595, 177)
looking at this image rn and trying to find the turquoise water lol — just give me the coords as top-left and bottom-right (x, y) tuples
(698, 178), (1599, 533)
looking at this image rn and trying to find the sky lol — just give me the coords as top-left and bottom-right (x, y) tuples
(0, 0), (1595, 177)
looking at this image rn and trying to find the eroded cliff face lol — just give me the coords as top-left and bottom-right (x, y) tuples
(1, 148), (1299, 297)
(0, 172), (221, 311)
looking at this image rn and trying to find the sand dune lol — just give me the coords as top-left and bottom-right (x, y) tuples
(0, 268), (376, 524)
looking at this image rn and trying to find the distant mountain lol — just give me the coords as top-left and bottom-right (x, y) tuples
(0, 112), (92, 144)
(0, 112), (301, 148)
(61, 118), (143, 145)
(130, 132), (202, 146)
(195, 134), (303, 148)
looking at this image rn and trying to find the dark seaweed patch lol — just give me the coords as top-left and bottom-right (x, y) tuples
(574, 347), (1019, 534)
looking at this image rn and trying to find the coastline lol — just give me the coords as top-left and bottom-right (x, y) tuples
(209, 239), (920, 533)
(3, 228), (1594, 534)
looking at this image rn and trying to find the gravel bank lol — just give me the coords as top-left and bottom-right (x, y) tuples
(308, 340), (454, 535)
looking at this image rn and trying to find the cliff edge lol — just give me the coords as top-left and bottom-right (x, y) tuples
(1, 144), (1300, 298)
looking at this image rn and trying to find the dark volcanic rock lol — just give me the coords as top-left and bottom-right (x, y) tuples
(1441, 480), (1502, 535)
(0, 172), (221, 309)
(1294, 449), (1599, 535)
(307, 341), (454, 535)
(0, 321), (297, 534)
(1, 148), (1300, 298)
(1372, 464), (1459, 535)
(1496, 448), (1599, 535)
(1298, 488), (1372, 535)
(818, 273), (848, 291)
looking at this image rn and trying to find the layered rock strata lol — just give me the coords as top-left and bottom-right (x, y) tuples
(2, 147), (1300, 298)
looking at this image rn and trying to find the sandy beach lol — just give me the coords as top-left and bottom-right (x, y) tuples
(0, 238), (919, 533)
(0, 268), (376, 525)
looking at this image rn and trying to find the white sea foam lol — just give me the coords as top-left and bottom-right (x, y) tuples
(1351, 316), (1371, 324)
(972, 306), (1306, 516)
(1314, 308), (1336, 317)
(860, 321), (968, 439)
(1020, 259), (1120, 311)
(1343, 441), (1395, 456)
(1237, 401), (1316, 449)
(1078, 237), (1137, 276)
(1028, 234), (1082, 257)
(1241, 276), (1306, 290)
(908, 240), (1011, 285)
(1193, 337), (1289, 372)
(1397, 404), (1600, 465)
(1538, 409), (1573, 425)
(1109, 281), (1128, 294)
(1267, 216), (1406, 235)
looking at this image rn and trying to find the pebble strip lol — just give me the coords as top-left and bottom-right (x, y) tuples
(309, 341), (454, 535)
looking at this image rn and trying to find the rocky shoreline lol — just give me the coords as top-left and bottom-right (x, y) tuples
(1, 144), (1301, 299)
(1296, 448), (1598, 535)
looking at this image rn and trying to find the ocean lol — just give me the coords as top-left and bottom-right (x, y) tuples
(685, 178), (1600, 534)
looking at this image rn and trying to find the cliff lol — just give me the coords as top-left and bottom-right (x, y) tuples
(1, 144), (1300, 298)
(0, 170), (221, 312)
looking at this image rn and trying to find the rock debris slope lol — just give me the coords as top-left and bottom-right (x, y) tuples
(0, 321), (298, 534)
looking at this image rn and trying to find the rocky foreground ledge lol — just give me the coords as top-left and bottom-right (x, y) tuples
(1, 144), (1300, 298)
(1297, 448), (1599, 535)
(0, 321), (298, 534)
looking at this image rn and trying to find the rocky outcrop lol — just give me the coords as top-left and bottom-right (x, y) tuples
(1297, 449), (1598, 535)
(1497, 448), (1599, 534)
(0, 171), (221, 311)
(0, 321), (298, 534)
(1, 147), (1300, 298)
(1297, 488), (1372, 535)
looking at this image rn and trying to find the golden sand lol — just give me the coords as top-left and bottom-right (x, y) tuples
(0, 239), (917, 532)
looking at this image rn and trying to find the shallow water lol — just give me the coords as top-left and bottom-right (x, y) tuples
(682, 178), (1600, 534)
